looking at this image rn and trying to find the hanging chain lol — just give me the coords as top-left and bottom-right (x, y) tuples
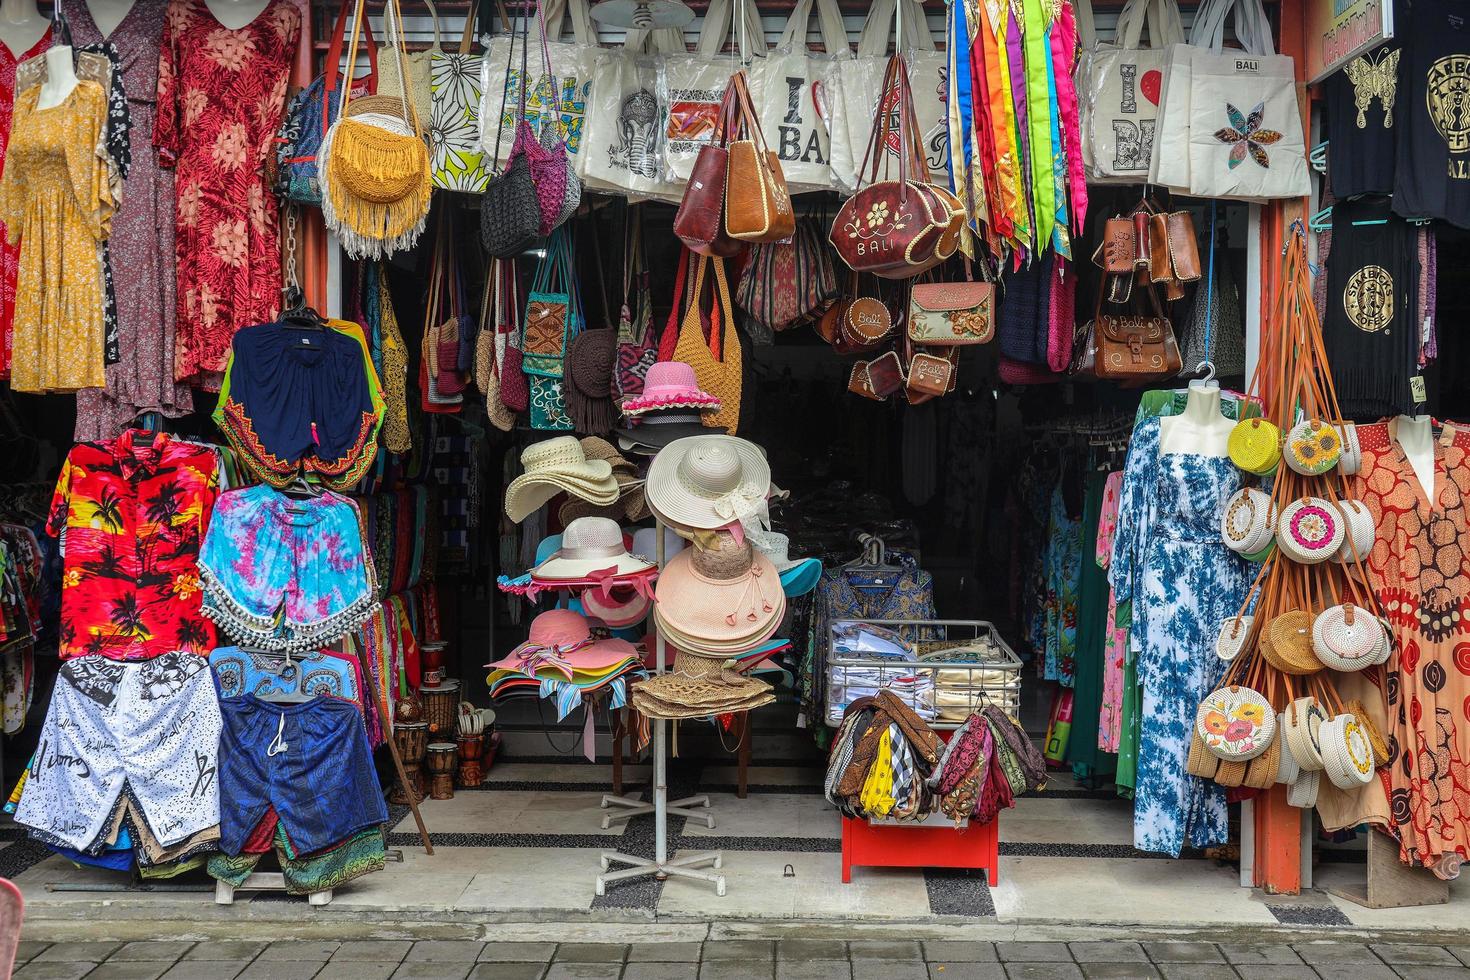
(284, 203), (300, 293)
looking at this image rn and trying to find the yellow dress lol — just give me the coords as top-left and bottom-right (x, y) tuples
(0, 81), (112, 393)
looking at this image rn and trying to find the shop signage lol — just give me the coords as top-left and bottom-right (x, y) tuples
(1306, 0), (1395, 84)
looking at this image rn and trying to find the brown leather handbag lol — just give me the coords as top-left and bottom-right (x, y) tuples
(674, 85), (742, 257)
(1073, 274), (1182, 384)
(865, 350), (906, 399)
(724, 71), (795, 244)
(829, 55), (951, 278)
(907, 277), (995, 346)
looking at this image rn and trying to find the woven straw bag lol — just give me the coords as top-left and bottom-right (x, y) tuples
(1196, 685), (1276, 761)
(1244, 735), (1281, 790)
(1214, 759), (1248, 787)
(1185, 727), (1220, 779)
(1318, 713), (1375, 789)
(1286, 767), (1320, 808)
(674, 254), (744, 432)
(1311, 603), (1379, 671)
(1336, 422), (1362, 475)
(1343, 698), (1390, 766)
(1222, 488), (1276, 556)
(1264, 610), (1323, 675)
(1371, 615), (1393, 665)
(1277, 497), (1345, 565)
(1228, 417), (1281, 476)
(1282, 696), (1326, 771)
(1333, 499), (1375, 565)
(1284, 418), (1342, 476)
(1215, 615), (1253, 662)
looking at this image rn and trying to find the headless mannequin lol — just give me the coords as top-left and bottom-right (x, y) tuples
(204, 0), (271, 31)
(84, 0), (137, 40)
(36, 44), (78, 110)
(0, 0), (46, 58)
(1396, 414), (1437, 504)
(1160, 378), (1232, 457)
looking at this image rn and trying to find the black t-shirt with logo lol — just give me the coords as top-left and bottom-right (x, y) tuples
(1325, 20), (1402, 199)
(1393, 0), (1470, 226)
(1324, 196), (1421, 419)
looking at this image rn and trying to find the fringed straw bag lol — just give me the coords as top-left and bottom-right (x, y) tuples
(322, 0), (432, 259)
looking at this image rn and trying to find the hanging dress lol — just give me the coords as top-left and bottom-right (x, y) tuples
(1110, 416), (1250, 856)
(1095, 470), (1127, 754)
(1354, 419), (1470, 870)
(0, 81), (113, 393)
(0, 25), (51, 380)
(69, 0), (192, 438)
(153, 0), (301, 388)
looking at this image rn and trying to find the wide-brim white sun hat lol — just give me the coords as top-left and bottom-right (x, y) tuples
(532, 517), (656, 581)
(646, 435), (772, 532)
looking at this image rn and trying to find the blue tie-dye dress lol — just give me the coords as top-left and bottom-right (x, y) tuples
(1109, 417), (1252, 856)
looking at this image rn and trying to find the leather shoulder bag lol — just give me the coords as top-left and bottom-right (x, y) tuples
(724, 70), (797, 244)
(1073, 271), (1182, 384)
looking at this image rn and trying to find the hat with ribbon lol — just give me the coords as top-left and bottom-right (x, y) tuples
(651, 533), (786, 656)
(532, 517), (656, 581)
(504, 436), (621, 523)
(646, 435), (772, 532)
(485, 608), (640, 683)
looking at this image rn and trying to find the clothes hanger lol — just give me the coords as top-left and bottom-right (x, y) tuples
(281, 473), (324, 501)
(844, 534), (902, 590)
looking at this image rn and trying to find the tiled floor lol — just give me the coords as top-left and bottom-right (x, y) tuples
(11, 939), (1470, 980)
(5, 757), (1468, 933)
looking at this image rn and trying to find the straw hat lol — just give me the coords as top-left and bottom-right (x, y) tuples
(533, 518), (656, 581)
(616, 411), (728, 457)
(557, 437), (649, 524)
(630, 662), (774, 720)
(646, 435), (772, 532)
(621, 361), (722, 417)
(504, 436), (621, 523)
(651, 534), (785, 656)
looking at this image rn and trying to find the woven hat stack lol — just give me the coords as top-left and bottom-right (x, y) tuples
(557, 437), (650, 524)
(504, 436), (621, 523)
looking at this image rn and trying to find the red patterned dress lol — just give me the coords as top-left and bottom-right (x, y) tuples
(1354, 419), (1470, 869)
(153, 0), (299, 389)
(0, 27), (52, 379)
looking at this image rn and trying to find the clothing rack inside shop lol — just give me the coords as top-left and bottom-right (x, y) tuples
(596, 520), (725, 897)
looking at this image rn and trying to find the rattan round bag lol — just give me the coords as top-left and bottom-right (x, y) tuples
(1264, 610), (1323, 674)
(1196, 686), (1277, 761)
(1311, 603), (1380, 671)
(1229, 418), (1281, 476)
(1284, 418), (1342, 476)
(1222, 488), (1276, 557)
(1282, 696), (1327, 771)
(1336, 422), (1362, 476)
(1287, 767), (1321, 808)
(1370, 615), (1393, 666)
(1277, 498), (1345, 565)
(1333, 499), (1375, 565)
(1274, 715), (1301, 784)
(1318, 713), (1375, 789)
(1215, 615), (1253, 662)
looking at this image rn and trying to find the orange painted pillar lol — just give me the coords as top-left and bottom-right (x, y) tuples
(1252, 0), (1311, 895)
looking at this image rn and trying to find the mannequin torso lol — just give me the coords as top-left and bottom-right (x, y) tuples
(84, 0), (137, 40)
(0, 0), (46, 58)
(1396, 414), (1437, 504)
(1159, 381), (1232, 457)
(36, 45), (78, 110)
(204, 0), (272, 31)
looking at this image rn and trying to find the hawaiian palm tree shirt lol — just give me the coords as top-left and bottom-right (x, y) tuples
(46, 429), (220, 660)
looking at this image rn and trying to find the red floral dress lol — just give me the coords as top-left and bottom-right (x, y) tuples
(0, 27), (52, 379)
(1354, 420), (1470, 869)
(153, 0), (299, 389)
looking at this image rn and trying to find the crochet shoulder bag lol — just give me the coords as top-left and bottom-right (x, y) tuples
(480, 11), (544, 258)
(674, 254), (743, 432)
(523, 229), (582, 430)
(322, 0), (431, 260)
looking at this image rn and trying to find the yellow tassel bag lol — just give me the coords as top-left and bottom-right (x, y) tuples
(322, 0), (432, 259)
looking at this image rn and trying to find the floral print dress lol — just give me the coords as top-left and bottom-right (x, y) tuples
(1110, 417), (1250, 857)
(1095, 470), (1127, 753)
(1043, 484), (1081, 687)
(0, 26), (51, 379)
(153, 0), (300, 388)
(1353, 419), (1470, 870)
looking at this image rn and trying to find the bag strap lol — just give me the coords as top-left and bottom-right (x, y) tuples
(324, 0), (377, 102)
(777, 0), (848, 56)
(458, 0), (477, 54)
(1072, 0), (1097, 49)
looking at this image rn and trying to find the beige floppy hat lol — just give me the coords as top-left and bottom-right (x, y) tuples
(504, 436), (621, 523)
(650, 534), (786, 656)
(645, 435), (772, 532)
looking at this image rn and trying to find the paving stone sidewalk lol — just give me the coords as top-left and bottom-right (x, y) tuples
(10, 939), (1470, 980)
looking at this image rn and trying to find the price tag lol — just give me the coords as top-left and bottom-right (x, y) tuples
(1410, 375), (1427, 403)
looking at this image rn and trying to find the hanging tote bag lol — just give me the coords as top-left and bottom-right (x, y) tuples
(481, 17), (551, 256)
(579, 26), (688, 200)
(379, 0), (440, 126)
(430, 7), (493, 192)
(657, 0), (767, 183)
(1076, 0), (1184, 182)
(481, 0), (600, 170)
(321, 0), (433, 260)
(523, 229), (583, 430)
(737, 216), (840, 333)
(1185, 0), (1309, 200)
(747, 0), (850, 193)
(1147, 0), (1222, 191)
(725, 70), (797, 243)
(674, 255), (744, 432)
(277, 0), (378, 205)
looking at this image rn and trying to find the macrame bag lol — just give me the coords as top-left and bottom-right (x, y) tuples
(674, 255), (743, 432)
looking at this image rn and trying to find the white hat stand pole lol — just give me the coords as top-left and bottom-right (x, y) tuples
(596, 519), (726, 897)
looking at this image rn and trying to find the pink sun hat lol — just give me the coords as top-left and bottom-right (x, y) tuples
(485, 608), (640, 682)
(621, 361), (722, 418)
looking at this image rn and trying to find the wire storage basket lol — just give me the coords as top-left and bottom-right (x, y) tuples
(824, 620), (1022, 729)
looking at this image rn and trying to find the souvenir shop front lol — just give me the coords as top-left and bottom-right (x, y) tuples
(2, 0), (1470, 925)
